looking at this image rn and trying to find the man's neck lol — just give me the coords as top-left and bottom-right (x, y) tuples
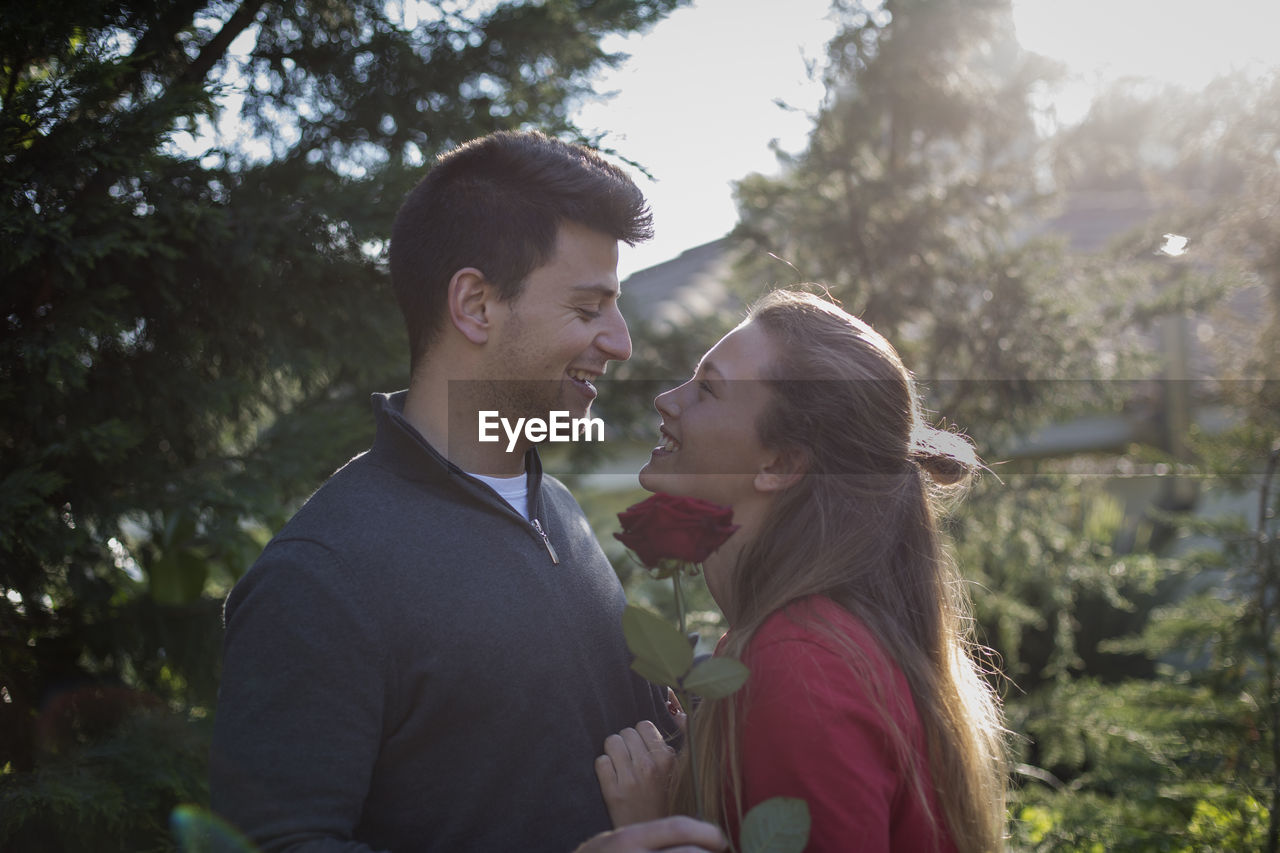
(402, 373), (527, 477)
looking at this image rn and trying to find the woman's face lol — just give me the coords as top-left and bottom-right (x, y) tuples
(638, 321), (779, 510)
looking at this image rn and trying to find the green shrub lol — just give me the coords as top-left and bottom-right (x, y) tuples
(1, 710), (211, 853)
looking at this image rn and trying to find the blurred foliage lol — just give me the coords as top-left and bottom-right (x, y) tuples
(1, 710), (212, 853)
(987, 60), (1280, 853)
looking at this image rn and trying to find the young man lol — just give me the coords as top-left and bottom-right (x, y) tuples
(210, 132), (700, 852)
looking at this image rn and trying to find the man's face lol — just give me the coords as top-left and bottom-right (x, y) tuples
(482, 221), (631, 422)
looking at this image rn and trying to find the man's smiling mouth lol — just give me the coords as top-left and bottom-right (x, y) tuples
(567, 368), (598, 395)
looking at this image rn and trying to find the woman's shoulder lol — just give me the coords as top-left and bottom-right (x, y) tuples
(743, 597), (897, 682)
(751, 595), (883, 658)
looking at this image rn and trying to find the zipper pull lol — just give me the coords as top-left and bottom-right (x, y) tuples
(531, 518), (559, 565)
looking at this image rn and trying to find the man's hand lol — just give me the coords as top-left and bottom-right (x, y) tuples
(573, 816), (727, 852)
(594, 720), (676, 827)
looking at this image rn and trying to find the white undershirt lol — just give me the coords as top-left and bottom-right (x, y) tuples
(470, 471), (530, 520)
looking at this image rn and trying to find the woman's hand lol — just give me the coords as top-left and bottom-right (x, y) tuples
(594, 719), (677, 827)
(573, 816), (727, 853)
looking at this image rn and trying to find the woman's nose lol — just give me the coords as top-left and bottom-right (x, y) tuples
(654, 387), (680, 419)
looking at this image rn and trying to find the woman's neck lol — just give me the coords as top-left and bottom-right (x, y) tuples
(703, 494), (772, 627)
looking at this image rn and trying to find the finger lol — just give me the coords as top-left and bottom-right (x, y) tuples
(594, 753), (617, 789)
(672, 707), (688, 738)
(603, 732), (637, 780)
(667, 688), (684, 717)
(614, 816), (728, 851)
(667, 689), (688, 736)
(636, 719), (670, 752)
(619, 727), (650, 764)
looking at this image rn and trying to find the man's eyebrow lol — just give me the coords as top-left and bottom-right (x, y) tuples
(570, 282), (620, 299)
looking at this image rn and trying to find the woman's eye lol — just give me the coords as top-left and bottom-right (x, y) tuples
(698, 380), (714, 396)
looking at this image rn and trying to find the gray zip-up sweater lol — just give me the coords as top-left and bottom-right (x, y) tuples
(210, 392), (669, 852)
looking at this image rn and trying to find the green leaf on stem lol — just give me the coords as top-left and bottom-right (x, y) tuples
(629, 657), (678, 688)
(622, 604), (694, 687)
(740, 797), (811, 853)
(683, 656), (749, 700)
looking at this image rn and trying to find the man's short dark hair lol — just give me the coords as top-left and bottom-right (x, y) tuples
(389, 131), (654, 367)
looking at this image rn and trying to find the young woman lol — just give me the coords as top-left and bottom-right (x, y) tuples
(595, 288), (1007, 852)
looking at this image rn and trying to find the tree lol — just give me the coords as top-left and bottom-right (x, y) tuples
(730, 0), (1128, 437)
(1, 0), (685, 846)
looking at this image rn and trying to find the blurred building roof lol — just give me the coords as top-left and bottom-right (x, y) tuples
(1030, 189), (1163, 253)
(621, 190), (1169, 326)
(619, 237), (740, 330)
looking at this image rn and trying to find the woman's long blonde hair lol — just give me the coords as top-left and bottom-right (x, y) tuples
(669, 288), (1007, 852)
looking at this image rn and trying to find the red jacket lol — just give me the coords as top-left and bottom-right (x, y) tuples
(728, 596), (958, 852)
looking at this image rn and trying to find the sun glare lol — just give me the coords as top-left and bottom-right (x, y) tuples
(1013, 0), (1280, 98)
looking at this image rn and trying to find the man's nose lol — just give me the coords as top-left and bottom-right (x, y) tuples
(599, 304), (632, 363)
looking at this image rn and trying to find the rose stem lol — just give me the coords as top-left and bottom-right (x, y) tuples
(672, 571), (688, 638)
(672, 570), (703, 819)
(680, 685), (704, 820)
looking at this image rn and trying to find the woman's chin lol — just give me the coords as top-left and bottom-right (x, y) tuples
(638, 466), (681, 497)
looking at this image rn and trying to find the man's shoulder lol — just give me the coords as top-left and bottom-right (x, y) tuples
(538, 471), (578, 506)
(227, 453), (430, 616)
(285, 448), (423, 523)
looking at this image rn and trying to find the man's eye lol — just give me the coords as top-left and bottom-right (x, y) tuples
(577, 307), (602, 319)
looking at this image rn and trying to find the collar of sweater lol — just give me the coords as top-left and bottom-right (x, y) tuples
(368, 390), (545, 498)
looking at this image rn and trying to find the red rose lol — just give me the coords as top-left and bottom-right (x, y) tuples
(614, 493), (739, 569)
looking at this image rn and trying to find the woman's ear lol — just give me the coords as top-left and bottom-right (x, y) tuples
(448, 267), (492, 345)
(754, 449), (806, 493)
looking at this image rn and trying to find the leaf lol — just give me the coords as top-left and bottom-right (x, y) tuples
(163, 510), (196, 550)
(148, 548), (208, 606)
(622, 605), (693, 687)
(630, 658), (678, 688)
(682, 656), (749, 700)
(740, 797), (810, 853)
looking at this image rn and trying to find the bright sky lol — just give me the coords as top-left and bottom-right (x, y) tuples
(583, 0), (1280, 280)
(576, 0), (836, 279)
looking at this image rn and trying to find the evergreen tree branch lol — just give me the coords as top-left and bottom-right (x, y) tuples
(178, 0), (269, 89)
(118, 0), (208, 96)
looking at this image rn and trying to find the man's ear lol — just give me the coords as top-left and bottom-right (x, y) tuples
(448, 267), (494, 345)
(754, 449), (806, 493)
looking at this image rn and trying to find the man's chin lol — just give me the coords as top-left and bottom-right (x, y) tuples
(561, 399), (593, 421)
